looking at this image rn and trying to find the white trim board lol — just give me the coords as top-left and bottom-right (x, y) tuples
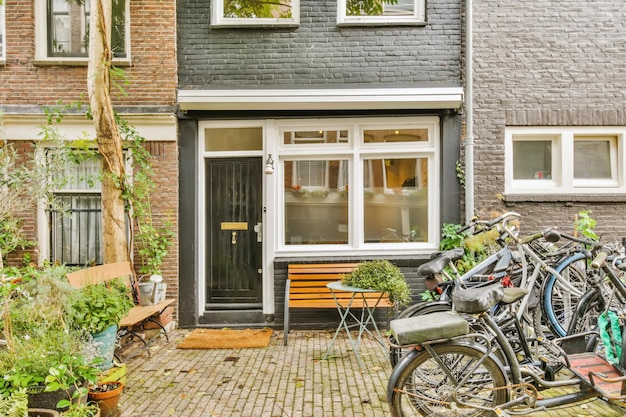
(178, 87), (464, 111)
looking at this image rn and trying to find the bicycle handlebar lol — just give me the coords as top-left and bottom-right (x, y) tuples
(591, 247), (612, 269)
(456, 212), (521, 235)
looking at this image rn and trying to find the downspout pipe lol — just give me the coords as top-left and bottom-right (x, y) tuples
(464, 0), (475, 221)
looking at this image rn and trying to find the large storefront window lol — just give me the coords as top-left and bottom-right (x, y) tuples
(279, 117), (439, 250)
(363, 157), (428, 243)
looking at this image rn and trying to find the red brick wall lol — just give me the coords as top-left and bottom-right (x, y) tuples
(1, 0), (177, 106)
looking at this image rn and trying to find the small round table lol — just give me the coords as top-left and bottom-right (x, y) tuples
(324, 281), (389, 369)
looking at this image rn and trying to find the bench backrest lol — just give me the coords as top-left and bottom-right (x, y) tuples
(287, 263), (393, 308)
(67, 261), (134, 289)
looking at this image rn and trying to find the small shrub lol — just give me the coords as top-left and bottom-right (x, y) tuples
(341, 260), (411, 306)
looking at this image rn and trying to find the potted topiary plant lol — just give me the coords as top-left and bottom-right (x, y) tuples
(341, 260), (411, 306)
(68, 279), (134, 371)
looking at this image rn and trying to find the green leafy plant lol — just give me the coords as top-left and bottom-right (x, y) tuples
(0, 388), (28, 417)
(46, 364), (99, 417)
(575, 210), (598, 240)
(341, 260), (410, 306)
(69, 278), (134, 334)
(0, 265), (100, 401)
(116, 116), (175, 275)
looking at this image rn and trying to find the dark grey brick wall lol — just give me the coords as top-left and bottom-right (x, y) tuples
(472, 1), (626, 236)
(177, 0), (462, 88)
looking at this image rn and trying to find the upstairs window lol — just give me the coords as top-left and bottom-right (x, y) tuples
(211, 0), (299, 27)
(36, 0), (128, 61)
(338, 0), (426, 26)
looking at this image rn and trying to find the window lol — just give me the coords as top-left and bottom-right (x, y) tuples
(50, 155), (103, 266)
(211, 0), (299, 27)
(0, 3), (5, 60)
(338, 0), (426, 26)
(36, 0), (128, 61)
(505, 127), (623, 194)
(279, 118), (439, 249)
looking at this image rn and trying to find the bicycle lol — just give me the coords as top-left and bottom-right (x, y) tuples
(387, 256), (626, 416)
(389, 212), (592, 365)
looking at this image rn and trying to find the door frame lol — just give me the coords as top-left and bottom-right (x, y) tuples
(197, 120), (275, 319)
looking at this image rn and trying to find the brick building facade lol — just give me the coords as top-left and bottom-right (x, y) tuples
(471, 1), (626, 238)
(176, 0), (464, 327)
(0, 1), (179, 309)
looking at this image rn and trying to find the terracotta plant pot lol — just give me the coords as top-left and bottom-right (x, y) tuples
(88, 381), (123, 417)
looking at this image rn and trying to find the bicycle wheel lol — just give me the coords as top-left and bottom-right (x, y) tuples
(541, 253), (589, 337)
(389, 342), (508, 417)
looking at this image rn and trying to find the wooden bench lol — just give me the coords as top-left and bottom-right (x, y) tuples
(67, 261), (175, 357)
(284, 263), (394, 345)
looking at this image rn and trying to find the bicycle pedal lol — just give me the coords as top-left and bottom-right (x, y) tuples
(494, 407), (510, 416)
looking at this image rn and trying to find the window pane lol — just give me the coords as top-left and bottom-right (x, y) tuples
(346, 0), (415, 16)
(48, 0), (126, 58)
(112, 0), (126, 58)
(364, 158), (427, 242)
(574, 139), (611, 179)
(363, 128), (428, 143)
(58, 156), (102, 191)
(513, 140), (552, 180)
(222, 0), (293, 18)
(284, 159), (348, 245)
(51, 195), (103, 266)
(283, 130), (348, 145)
(204, 127), (263, 151)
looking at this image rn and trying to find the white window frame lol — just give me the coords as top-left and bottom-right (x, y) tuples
(505, 127), (625, 195)
(276, 116), (440, 255)
(211, 0), (300, 28)
(337, 0), (426, 26)
(34, 0), (131, 64)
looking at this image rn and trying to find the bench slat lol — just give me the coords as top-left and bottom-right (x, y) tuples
(119, 299), (175, 328)
(67, 261), (133, 288)
(284, 262), (393, 345)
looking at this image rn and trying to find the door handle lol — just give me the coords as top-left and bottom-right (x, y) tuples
(254, 223), (262, 242)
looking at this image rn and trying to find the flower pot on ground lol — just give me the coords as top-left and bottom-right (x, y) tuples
(68, 278), (133, 370)
(90, 324), (118, 371)
(88, 381), (123, 417)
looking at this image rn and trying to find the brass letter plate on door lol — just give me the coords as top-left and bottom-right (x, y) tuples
(221, 222), (248, 230)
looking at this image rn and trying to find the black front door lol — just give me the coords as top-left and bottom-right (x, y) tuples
(205, 157), (263, 309)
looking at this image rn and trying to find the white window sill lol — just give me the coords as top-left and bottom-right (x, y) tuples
(32, 58), (131, 67)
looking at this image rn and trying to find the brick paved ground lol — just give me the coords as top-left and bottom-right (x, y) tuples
(118, 329), (626, 417)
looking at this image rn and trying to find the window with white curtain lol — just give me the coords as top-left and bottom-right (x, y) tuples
(50, 155), (103, 266)
(279, 118), (438, 248)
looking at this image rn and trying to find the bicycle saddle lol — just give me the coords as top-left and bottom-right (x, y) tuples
(452, 282), (504, 314)
(418, 247), (465, 275)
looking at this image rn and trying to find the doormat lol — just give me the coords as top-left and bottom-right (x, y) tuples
(176, 328), (273, 349)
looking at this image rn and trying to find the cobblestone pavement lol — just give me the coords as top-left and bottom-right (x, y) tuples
(119, 329), (626, 417)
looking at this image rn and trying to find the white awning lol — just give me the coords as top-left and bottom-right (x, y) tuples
(178, 87), (464, 111)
